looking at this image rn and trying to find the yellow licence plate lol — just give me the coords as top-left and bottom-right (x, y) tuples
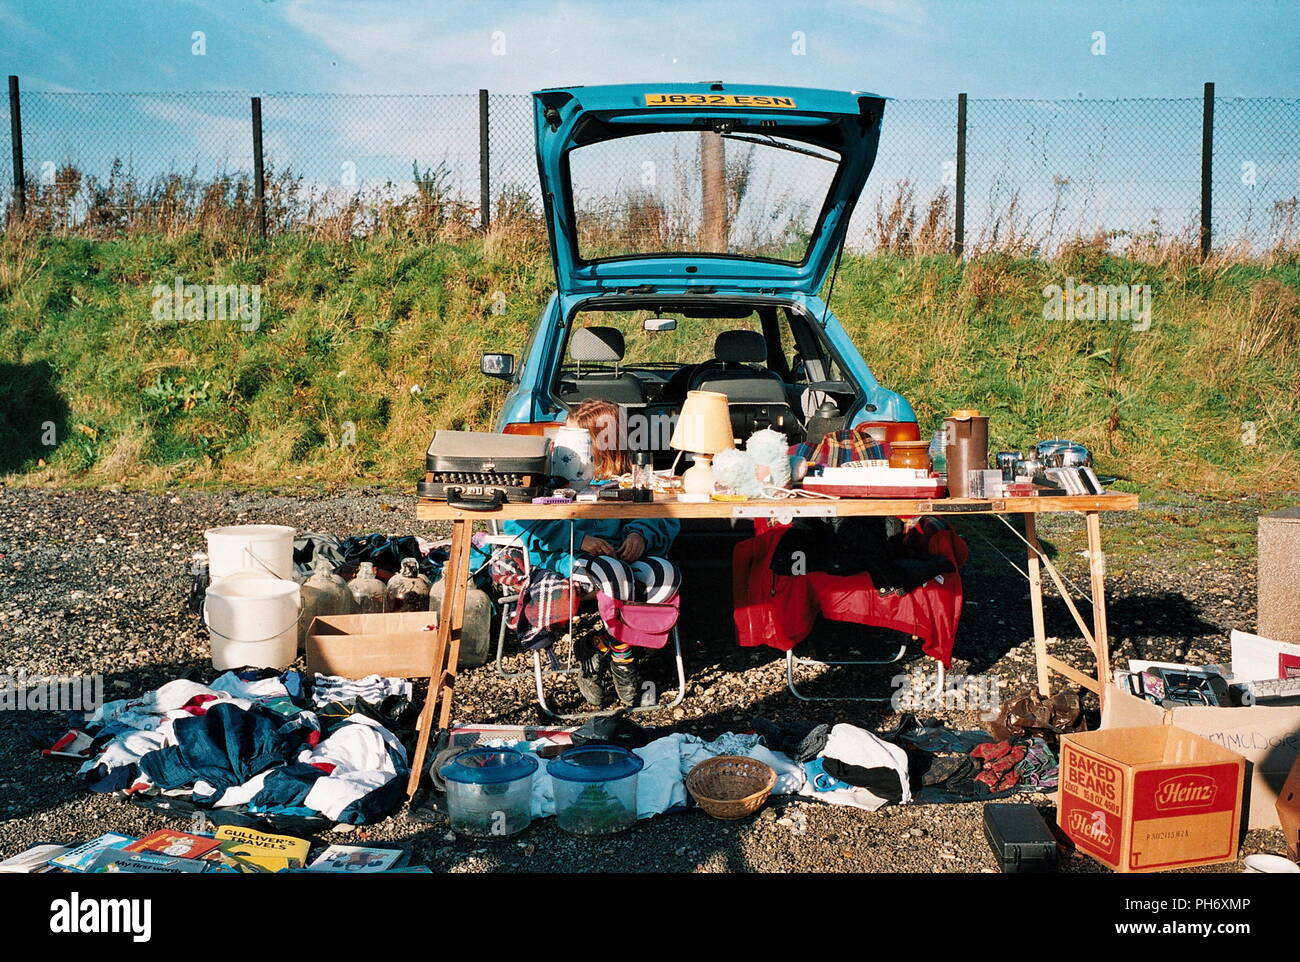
(643, 93), (797, 109)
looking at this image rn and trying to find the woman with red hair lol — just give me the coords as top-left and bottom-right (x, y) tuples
(494, 399), (681, 708)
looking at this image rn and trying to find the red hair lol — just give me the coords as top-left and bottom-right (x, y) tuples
(569, 399), (631, 478)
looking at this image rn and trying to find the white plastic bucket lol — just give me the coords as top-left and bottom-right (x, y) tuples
(203, 576), (301, 670)
(205, 524), (295, 582)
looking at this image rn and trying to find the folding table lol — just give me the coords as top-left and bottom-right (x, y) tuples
(407, 491), (1139, 797)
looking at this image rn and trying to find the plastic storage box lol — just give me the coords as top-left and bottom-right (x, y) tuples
(441, 748), (538, 838)
(547, 746), (643, 835)
(982, 803), (1059, 873)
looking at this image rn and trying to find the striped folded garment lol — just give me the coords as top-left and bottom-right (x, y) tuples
(311, 673), (412, 707)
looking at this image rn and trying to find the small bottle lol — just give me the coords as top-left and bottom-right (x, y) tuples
(386, 557), (431, 612)
(185, 552), (209, 617)
(349, 561), (386, 614)
(632, 450), (653, 503)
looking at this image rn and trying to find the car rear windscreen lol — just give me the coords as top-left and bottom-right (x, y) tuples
(568, 131), (839, 264)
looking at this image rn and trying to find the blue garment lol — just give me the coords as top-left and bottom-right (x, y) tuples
(336, 774), (407, 825)
(803, 758), (854, 793)
(248, 763), (327, 811)
(139, 703), (304, 802)
(502, 516), (680, 578)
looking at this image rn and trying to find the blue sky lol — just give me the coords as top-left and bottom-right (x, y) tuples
(4, 0), (1297, 98)
(4, 1), (1297, 252)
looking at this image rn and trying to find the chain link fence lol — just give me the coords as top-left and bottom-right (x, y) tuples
(4, 83), (1299, 255)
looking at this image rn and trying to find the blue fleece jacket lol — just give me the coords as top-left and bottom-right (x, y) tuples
(502, 516), (680, 578)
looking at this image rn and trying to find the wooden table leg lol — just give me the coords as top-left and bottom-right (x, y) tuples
(1085, 510), (1111, 707)
(406, 517), (473, 800)
(437, 518), (473, 729)
(1025, 513), (1050, 697)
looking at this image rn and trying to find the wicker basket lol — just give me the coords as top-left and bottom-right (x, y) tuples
(686, 755), (777, 820)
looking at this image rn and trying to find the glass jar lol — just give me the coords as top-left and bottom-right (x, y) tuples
(385, 557), (431, 612)
(928, 429), (948, 475)
(348, 561), (386, 614)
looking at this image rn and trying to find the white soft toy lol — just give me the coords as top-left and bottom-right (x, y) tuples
(712, 428), (792, 497)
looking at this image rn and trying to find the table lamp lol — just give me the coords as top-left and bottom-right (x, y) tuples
(670, 390), (734, 496)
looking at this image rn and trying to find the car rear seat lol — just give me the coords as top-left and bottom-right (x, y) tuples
(689, 330), (801, 440)
(556, 326), (647, 406)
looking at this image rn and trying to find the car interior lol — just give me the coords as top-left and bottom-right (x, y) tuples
(554, 302), (861, 463)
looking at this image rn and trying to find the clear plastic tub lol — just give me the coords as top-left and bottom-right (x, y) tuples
(547, 746), (644, 835)
(441, 748), (538, 838)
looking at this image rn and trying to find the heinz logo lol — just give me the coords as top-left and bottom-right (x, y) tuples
(1153, 774), (1216, 810)
(1069, 809), (1114, 849)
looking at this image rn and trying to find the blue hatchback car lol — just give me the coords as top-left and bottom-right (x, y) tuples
(481, 81), (919, 455)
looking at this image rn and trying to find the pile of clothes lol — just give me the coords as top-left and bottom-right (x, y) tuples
(66, 670), (415, 825)
(881, 715), (1060, 803)
(293, 532), (445, 581)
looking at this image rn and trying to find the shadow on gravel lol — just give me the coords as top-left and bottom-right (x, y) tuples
(0, 361), (70, 473)
(1105, 593), (1223, 662)
(0, 658), (214, 823)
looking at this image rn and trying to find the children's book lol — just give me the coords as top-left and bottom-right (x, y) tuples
(306, 844), (407, 873)
(123, 829), (220, 859)
(50, 833), (135, 873)
(89, 849), (211, 874)
(200, 842), (271, 874)
(212, 824), (309, 871)
(0, 843), (71, 873)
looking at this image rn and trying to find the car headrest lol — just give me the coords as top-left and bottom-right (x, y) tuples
(714, 329), (767, 364)
(569, 326), (625, 363)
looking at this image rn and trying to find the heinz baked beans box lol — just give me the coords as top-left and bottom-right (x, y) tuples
(1058, 725), (1245, 873)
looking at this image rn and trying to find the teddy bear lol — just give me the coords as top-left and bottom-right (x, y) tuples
(711, 428), (794, 497)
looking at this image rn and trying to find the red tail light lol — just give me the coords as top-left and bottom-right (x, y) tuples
(502, 421), (563, 437)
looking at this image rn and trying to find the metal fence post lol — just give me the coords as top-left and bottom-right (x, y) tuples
(479, 89), (491, 231)
(1200, 81), (1214, 259)
(954, 92), (967, 258)
(251, 96), (266, 240)
(8, 75), (25, 222)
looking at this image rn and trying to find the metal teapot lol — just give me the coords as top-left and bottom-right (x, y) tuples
(1034, 439), (1092, 468)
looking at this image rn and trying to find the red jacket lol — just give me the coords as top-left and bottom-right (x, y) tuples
(732, 519), (968, 668)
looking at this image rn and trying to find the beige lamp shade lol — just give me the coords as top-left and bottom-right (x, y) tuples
(670, 390), (734, 455)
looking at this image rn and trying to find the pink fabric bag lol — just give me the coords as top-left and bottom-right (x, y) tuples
(596, 592), (680, 650)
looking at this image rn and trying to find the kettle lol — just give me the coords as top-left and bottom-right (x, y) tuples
(1035, 439), (1091, 468)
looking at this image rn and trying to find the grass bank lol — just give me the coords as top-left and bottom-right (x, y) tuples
(0, 230), (1297, 493)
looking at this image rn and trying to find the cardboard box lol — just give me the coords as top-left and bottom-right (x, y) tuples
(306, 612), (441, 679)
(1278, 755), (1300, 860)
(1059, 725), (1244, 873)
(1230, 628), (1300, 683)
(1102, 683), (1300, 830)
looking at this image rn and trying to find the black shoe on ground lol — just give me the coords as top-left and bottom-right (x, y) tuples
(611, 658), (650, 708)
(574, 633), (610, 707)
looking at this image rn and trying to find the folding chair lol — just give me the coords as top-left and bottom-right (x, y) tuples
(533, 625), (687, 721)
(748, 516), (947, 702)
(785, 634), (944, 703)
(479, 533), (577, 682)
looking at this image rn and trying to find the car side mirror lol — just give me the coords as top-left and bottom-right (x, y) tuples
(480, 352), (516, 380)
(643, 316), (677, 332)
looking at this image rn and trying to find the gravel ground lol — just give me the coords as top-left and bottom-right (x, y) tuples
(0, 485), (1289, 874)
